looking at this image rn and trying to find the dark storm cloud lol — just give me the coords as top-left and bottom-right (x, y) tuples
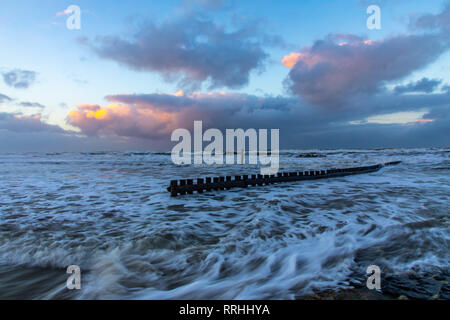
(2, 69), (38, 89)
(394, 78), (443, 94)
(87, 13), (277, 90)
(406, 105), (450, 146)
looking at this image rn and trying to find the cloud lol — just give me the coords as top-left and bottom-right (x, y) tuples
(283, 32), (449, 107)
(86, 13), (277, 90)
(0, 113), (65, 134)
(350, 110), (433, 125)
(0, 93), (12, 104)
(0, 95), (45, 109)
(67, 103), (178, 139)
(2, 69), (38, 89)
(0, 112), (166, 152)
(3, 87), (447, 151)
(6, 3), (449, 151)
(65, 85), (450, 149)
(67, 92), (283, 139)
(0, 94), (45, 109)
(281, 52), (302, 68)
(394, 77), (443, 94)
(410, 2), (450, 32)
(16, 101), (46, 109)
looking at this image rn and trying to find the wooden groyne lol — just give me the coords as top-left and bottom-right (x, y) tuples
(167, 161), (401, 196)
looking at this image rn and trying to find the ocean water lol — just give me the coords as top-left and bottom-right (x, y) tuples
(0, 148), (448, 299)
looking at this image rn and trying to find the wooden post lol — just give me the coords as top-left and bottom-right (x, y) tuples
(213, 177), (220, 190)
(179, 179), (187, 195)
(257, 174), (263, 186)
(170, 180), (178, 197)
(205, 177), (212, 192)
(226, 176), (232, 189)
(242, 175), (249, 188)
(197, 178), (204, 193)
(187, 179), (193, 194)
(166, 161), (401, 196)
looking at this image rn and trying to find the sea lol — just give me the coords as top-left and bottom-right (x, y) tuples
(0, 148), (448, 299)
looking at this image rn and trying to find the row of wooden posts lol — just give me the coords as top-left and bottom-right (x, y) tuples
(167, 161), (401, 196)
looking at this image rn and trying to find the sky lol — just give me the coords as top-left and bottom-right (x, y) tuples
(0, 0), (449, 152)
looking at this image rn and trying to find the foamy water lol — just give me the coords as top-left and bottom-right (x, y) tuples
(0, 149), (448, 299)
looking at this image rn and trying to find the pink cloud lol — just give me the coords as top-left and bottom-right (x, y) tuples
(284, 32), (449, 107)
(68, 103), (178, 139)
(66, 91), (290, 140)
